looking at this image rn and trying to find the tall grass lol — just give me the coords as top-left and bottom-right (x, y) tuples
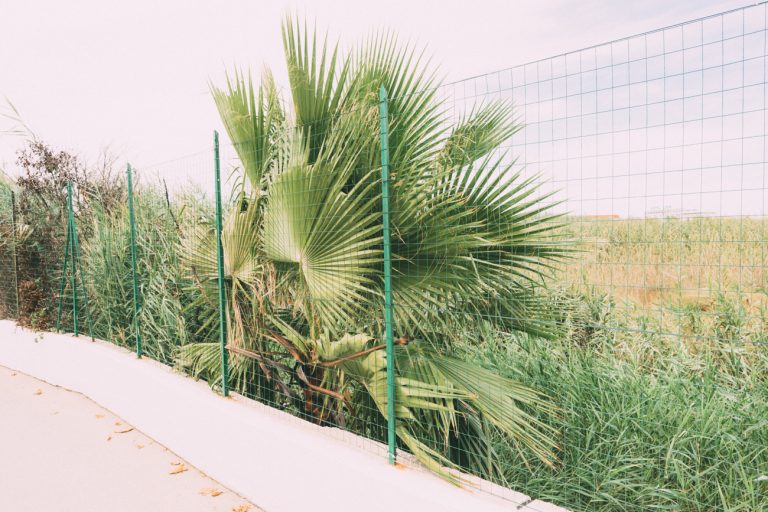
(0, 185), (18, 319)
(458, 301), (768, 510)
(446, 217), (768, 510)
(82, 185), (214, 364)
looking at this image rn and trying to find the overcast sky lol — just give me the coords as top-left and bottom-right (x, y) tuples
(0, 0), (756, 217)
(0, 0), (753, 203)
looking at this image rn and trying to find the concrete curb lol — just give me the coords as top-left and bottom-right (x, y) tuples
(0, 321), (568, 512)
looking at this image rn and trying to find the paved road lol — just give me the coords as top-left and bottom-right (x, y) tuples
(0, 365), (259, 512)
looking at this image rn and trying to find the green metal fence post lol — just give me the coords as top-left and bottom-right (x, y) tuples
(378, 86), (397, 465)
(66, 181), (79, 336)
(214, 131), (229, 397)
(71, 206), (94, 339)
(10, 191), (20, 318)
(127, 163), (142, 357)
(55, 208), (72, 332)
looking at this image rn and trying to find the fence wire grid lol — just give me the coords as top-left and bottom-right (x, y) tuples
(1, 3), (767, 511)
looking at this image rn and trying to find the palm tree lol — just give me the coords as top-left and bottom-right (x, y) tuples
(181, 17), (570, 485)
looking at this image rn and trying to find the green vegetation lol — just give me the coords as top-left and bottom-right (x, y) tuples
(489, 217), (768, 511)
(460, 288), (768, 511)
(81, 187), (205, 363)
(4, 174), (767, 509)
(0, 141), (124, 328)
(188, 17), (570, 482)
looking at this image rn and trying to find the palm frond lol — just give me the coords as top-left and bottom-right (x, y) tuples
(263, 116), (382, 333)
(180, 195), (262, 286)
(211, 69), (284, 189)
(437, 100), (521, 168)
(282, 16), (350, 162)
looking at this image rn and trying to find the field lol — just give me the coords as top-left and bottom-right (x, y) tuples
(563, 217), (767, 370)
(570, 217), (767, 309)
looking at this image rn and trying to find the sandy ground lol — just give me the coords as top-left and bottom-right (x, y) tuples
(0, 365), (259, 512)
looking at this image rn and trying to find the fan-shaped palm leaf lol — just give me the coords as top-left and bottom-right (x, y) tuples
(282, 17), (350, 162)
(211, 70), (284, 188)
(263, 124), (382, 333)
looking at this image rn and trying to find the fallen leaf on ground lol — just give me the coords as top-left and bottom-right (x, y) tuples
(232, 506), (251, 512)
(114, 427), (134, 434)
(95, 414), (105, 419)
(106, 436), (112, 441)
(114, 421), (122, 426)
(199, 487), (223, 497)
(169, 464), (188, 475)
(136, 444), (145, 449)
(33, 389), (42, 395)
(170, 460), (182, 466)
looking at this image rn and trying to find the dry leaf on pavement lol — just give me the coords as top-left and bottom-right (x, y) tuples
(169, 464), (188, 475)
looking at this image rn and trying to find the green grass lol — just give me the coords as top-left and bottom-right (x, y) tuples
(455, 286), (768, 511)
(455, 216), (768, 510)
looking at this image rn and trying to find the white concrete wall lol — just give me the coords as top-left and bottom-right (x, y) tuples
(0, 321), (568, 512)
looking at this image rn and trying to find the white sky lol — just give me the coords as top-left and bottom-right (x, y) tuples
(0, 0), (760, 216)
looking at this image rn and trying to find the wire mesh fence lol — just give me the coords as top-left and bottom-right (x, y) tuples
(3, 171), (73, 331)
(1, 3), (767, 511)
(420, 3), (768, 509)
(0, 187), (18, 320)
